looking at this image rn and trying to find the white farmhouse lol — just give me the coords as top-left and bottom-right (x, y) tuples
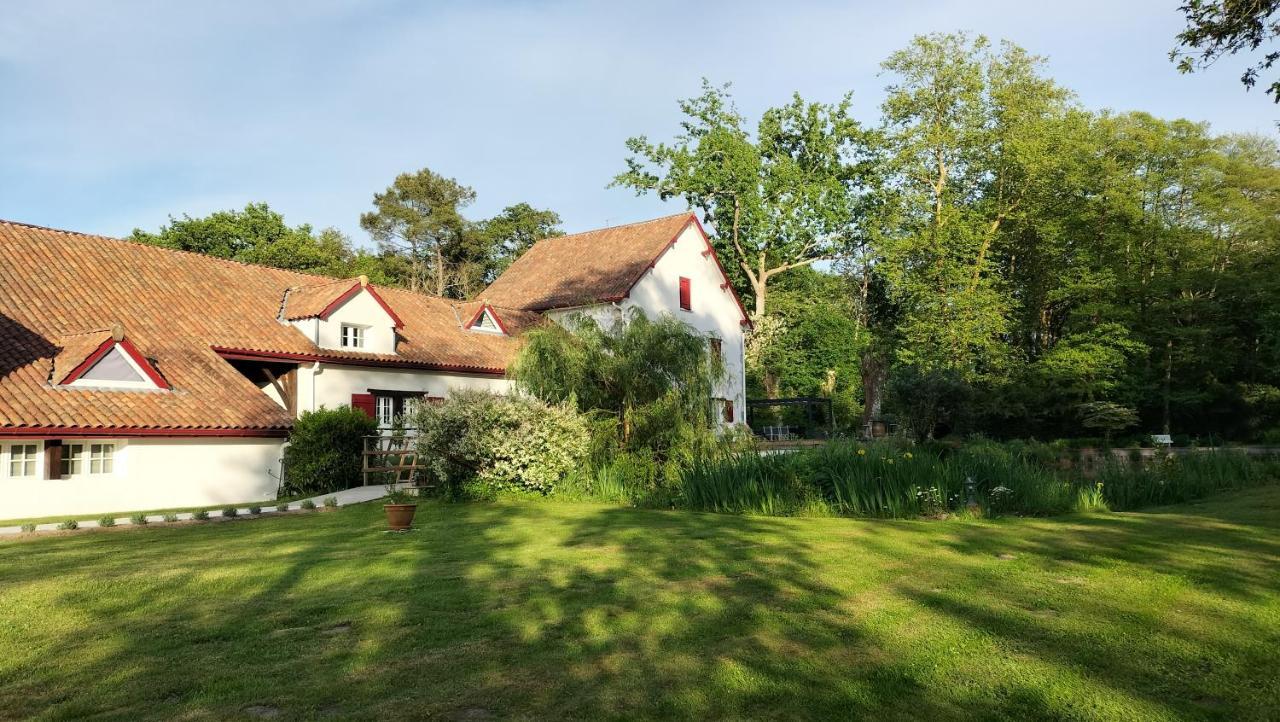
(0, 212), (750, 518)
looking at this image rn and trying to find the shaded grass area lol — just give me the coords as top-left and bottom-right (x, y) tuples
(1, 490), (1278, 720)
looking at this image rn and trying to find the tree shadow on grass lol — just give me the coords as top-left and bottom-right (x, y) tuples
(3, 492), (1278, 720)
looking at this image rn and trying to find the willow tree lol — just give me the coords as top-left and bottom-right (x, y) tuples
(509, 310), (723, 457)
(613, 81), (876, 318)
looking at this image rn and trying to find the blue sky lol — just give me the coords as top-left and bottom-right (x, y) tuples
(2, 0), (1276, 246)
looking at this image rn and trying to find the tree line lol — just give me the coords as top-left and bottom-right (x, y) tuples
(617, 33), (1280, 443)
(131, 31), (1280, 443)
(130, 173), (563, 299)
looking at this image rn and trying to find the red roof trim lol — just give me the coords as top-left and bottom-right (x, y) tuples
(58, 337), (171, 389)
(211, 346), (507, 377)
(363, 285), (405, 329)
(118, 338), (172, 389)
(310, 282), (405, 329)
(0, 427), (288, 438)
(465, 304), (509, 335)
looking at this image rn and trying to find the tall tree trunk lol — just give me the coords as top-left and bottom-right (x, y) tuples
(1163, 338), (1173, 434)
(860, 350), (887, 432)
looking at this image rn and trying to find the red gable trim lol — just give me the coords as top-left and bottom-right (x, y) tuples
(211, 346), (507, 377)
(607, 212), (753, 329)
(465, 304), (509, 335)
(58, 338), (171, 389)
(0, 427), (288, 439)
(312, 282), (405, 329)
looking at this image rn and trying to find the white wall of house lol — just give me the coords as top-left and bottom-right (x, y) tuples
(288, 288), (398, 355)
(296, 362), (513, 416)
(0, 437), (283, 519)
(544, 224), (749, 424)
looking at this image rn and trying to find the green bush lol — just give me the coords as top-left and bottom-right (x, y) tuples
(282, 406), (379, 496)
(192, 510), (210, 521)
(57, 520), (78, 531)
(98, 516), (116, 527)
(162, 513), (179, 523)
(20, 523), (36, 533)
(300, 499), (317, 511)
(276, 503), (290, 513)
(130, 514), (148, 525)
(222, 507), (238, 518)
(249, 506), (262, 515)
(412, 389), (589, 498)
(323, 496), (338, 509)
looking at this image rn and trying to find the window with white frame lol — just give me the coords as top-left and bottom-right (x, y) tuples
(6, 443), (39, 478)
(89, 443), (116, 474)
(60, 443), (85, 477)
(375, 396), (394, 427)
(340, 324), (366, 349)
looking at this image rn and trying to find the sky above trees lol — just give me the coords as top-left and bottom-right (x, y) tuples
(1, 0), (1276, 244)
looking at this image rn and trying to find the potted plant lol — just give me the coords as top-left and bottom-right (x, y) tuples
(383, 485), (417, 530)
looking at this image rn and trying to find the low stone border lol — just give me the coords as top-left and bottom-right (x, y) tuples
(0, 485), (397, 537)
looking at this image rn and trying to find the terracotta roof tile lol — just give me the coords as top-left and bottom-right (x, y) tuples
(478, 212), (695, 310)
(0, 219), (529, 433)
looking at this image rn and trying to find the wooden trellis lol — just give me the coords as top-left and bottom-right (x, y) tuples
(362, 431), (427, 488)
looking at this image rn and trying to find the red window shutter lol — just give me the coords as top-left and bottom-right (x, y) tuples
(679, 277), (691, 311)
(351, 393), (376, 418)
(723, 399), (734, 423)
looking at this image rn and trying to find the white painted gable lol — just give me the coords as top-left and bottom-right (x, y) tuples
(290, 287), (400, 355)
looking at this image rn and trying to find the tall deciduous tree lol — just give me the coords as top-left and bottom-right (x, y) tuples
(873, 33), (1074, 380)
(614, 81), (876, 317)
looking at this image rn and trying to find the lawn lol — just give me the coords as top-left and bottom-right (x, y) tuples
(2, 490), (1278, 721)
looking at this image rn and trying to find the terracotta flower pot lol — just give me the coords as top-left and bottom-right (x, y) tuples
(384, 503), (417, 531)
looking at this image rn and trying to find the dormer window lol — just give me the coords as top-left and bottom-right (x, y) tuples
(340, 324), (366, 349)
(466, 304), (508, 335)
(54, 325), (170, 391)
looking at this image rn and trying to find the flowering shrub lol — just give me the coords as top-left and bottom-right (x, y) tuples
(411, 390), (590, 497)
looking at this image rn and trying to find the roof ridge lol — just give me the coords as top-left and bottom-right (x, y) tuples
(553, 211), (693, 240)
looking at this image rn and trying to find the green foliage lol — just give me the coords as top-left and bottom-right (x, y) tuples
(129, 514), (148, 526)
(129, 203), (369, 276)
(747, 268), (866, 430)
(249, 506), (262, 515)
(1076, 402), (1140, 445)
(56, 520), (78, 531)
(192, 511), (210, 521)
(300, 500), (317, 511)
(512, 309), (722, 462)
(479, 203), (564, 273)
(677, 440), (1274, 519)
(98, 516), (116, 528)
(614, 79), (876, 316)
(1098, 450), (1273, 510)
(1173, 0), (1280, 101)
(162, 513), (179, 523)
(275, 504), (289, 513)
(19, 523), (36, 533)
(282, 406), (378, 497)
(360, 168), (480, 297)
(323, 497), (338, 509)
(885, 366), (973, 441)
(411, 390), (590, 498)
(222, 507), (238, 518)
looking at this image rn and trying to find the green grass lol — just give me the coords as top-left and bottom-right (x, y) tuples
(2, 491), (1279, 720)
